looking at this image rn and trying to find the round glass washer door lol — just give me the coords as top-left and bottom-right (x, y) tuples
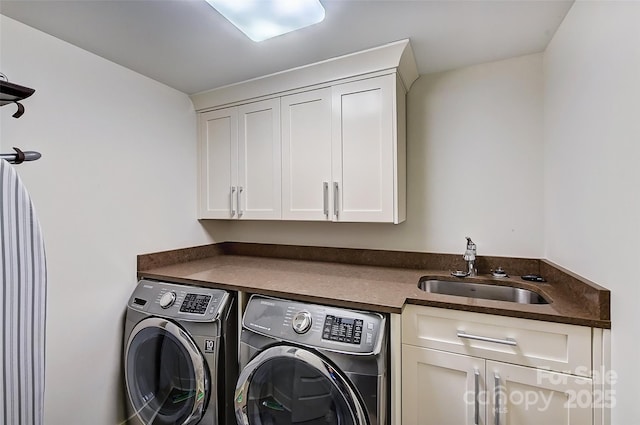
(125, 317), (210, 425)
(235, 345), (368, 425)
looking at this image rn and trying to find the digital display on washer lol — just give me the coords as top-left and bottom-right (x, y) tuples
(180, 293), (211, 314)
(322, 315), (363, 344)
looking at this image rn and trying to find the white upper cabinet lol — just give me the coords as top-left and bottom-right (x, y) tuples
(332, 74), (403, 223)
(193, 39), (418, 223)
(237, 99), (281, 219)
(281, 88), (332, 221)
(281, 74), (405, 223)
(199, 107), (238, 219)
(198, 98), (281, 220)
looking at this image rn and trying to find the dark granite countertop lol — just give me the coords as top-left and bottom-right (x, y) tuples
(137, 242), (610, 329)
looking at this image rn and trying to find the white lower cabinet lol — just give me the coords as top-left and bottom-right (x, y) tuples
(402, 345), (483, 424)
(402, 345), (592, 425)
(487, 361), (592, 425)
(401, 305), (598, 425)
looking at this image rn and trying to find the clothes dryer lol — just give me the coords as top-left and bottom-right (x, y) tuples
(235, 294), (388, 425)
(123, 279), (237, 425)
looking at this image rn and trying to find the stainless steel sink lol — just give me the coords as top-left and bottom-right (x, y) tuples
(418, 278), (549, 304)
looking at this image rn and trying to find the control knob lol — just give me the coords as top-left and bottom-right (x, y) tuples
(292, 311), (312, 334)
(159, 291), (177, 309)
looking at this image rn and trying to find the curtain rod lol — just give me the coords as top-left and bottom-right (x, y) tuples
(0, 147), (41, 164)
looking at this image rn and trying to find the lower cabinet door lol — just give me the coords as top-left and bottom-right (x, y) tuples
(402, 344), (485, 425)
(402, 346), (595, 425)
(487, 361), (593, 425)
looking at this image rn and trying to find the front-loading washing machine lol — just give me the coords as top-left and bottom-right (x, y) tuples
(235, 294), (388, 425)
(123, 279), (237, 425)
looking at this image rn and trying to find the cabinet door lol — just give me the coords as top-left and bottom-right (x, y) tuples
(331, 74), (395, 223)
(198, 107), (238, 219)
(237, 98), (281, 219)
(487, 361), (593, 425)
(403, 345), (486, 425)
(281, 88), (332, 220)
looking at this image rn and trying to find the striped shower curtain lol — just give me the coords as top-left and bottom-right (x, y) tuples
(0, 159), (47, 425)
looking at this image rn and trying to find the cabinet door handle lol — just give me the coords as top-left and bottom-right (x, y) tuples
(230, 186), (236, 217)
(494, 374), (501, 425)
(237, 186), (244, 218)
(473, 369), (480, 425)
(323, 182), (329, 217)
(333, 182), (339, 218)
(457, 331), (517, 346)
(474, 369), (480, 425)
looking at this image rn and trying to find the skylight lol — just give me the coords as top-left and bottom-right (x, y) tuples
(205, 0), (326, 42)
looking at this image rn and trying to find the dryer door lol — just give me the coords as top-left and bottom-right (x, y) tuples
(235, 345), (368, 425)
(125, 317), (210, 425)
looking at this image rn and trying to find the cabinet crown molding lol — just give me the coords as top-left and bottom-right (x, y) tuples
(190, 39), (419, 112)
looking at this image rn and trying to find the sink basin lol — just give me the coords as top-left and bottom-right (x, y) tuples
(418, 278), (549, 304)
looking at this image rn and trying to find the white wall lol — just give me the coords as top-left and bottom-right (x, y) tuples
(543, 1), (640, 423)
(211, 54), (545, 258)
(1, 16), (214, 424)
(544, 1), (640, 425)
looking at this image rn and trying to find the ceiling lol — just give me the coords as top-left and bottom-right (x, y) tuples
(0, 0), (573, 95)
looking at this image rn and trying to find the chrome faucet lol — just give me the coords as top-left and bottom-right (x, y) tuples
(463, 237), (477, 277)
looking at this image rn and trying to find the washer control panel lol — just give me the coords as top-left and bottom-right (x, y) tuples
(243, 294), (385, 355)
(128, 279), (229, 322)
(180, 293), (212, 314)
(322, 315), (363, 345)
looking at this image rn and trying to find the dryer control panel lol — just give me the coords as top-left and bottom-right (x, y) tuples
(242, 294), (385, 355)
(128, 279), (229, 323)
